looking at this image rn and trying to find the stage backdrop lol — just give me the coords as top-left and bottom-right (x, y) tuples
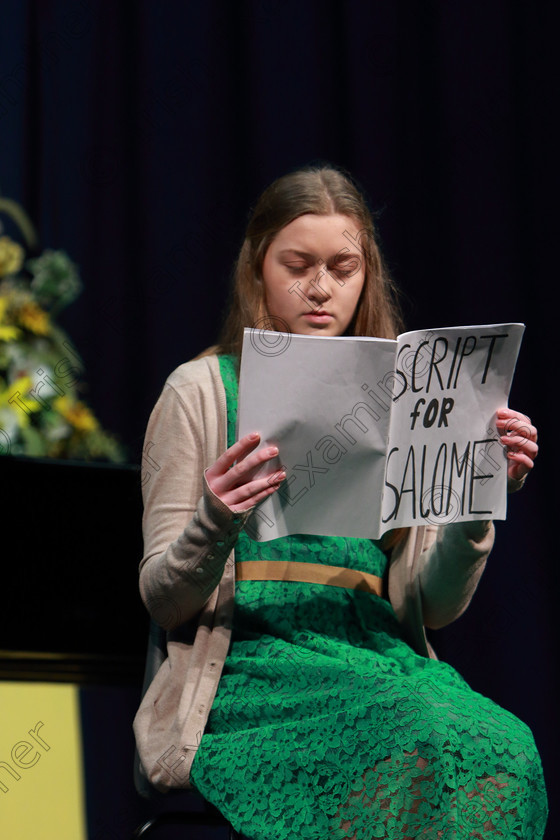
(0, 2), (556, 837)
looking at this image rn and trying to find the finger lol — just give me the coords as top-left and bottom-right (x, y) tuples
(506, 450), (535, 478)
(227, 471), (287, 512)
(496, 419), (537, 443)
(497, 407), (531, 424)
(235, 468), (286, 497)
(221, 445), (280, 491)
(507, 449), (535, 466)
(211, 450), (284, 505)
(206, 433), (263, 483)
(496, 412), (533, 428)
(500, 436), (539, 458)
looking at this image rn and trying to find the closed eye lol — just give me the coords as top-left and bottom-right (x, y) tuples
(328, 257), (361, 278)
(285, 263), (310, 275)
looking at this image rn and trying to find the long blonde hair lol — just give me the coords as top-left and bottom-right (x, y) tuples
(217, 165), (403, 356)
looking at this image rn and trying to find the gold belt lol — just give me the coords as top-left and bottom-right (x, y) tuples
(235, 560), (383, 597)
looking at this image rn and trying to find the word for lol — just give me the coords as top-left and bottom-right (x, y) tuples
(0, 721), (49, 794)
(394, 333), (509, 398)
(383, 439), (496, 523)
(409, 397), (455, 429)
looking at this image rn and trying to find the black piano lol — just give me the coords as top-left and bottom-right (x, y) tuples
(0, 454), (148, 683)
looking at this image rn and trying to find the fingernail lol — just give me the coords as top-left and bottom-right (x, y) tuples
(249, 432), (259, 440)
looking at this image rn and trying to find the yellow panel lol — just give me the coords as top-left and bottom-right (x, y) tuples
(0, 682), (86, 840)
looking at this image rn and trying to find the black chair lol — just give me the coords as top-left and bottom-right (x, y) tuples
(130, 773), (244, 839)
(131, 801), (244, 838)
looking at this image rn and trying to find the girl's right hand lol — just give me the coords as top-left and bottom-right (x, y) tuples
(205, 432), (286, 513)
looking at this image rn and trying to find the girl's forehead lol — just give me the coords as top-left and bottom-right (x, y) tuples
(273, 214), (363, 251)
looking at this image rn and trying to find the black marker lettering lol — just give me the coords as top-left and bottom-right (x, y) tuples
(479, 333), (508, 385)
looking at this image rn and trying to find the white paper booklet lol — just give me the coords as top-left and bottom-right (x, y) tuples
(237, 323), (525, 541)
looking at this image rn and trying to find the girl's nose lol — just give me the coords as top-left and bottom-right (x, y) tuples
(305, 267), (331, 303)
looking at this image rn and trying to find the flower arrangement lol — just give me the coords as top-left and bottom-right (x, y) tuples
(0, 198), (125, 462)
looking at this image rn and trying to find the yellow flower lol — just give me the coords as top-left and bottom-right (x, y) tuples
(0, 324), (21, 340)
(0, 297), (21, 339)
(17, 299), (50, 335)
(0, 236), (25, 276)
(53, 395), (99, 432)
(0, 375), (42, 426)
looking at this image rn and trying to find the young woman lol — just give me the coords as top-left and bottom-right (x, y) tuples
(135, 166), (547, 839)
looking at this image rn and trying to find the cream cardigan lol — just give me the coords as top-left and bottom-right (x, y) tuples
(133, 354), (496, 792)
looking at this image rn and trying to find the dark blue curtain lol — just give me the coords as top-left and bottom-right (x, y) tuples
(1, 1), (556, 836)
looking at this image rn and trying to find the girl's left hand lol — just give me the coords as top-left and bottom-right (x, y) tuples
(496, 408), (538, 482)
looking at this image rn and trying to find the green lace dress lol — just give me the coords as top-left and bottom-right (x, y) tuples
(190, 355), (547, 840)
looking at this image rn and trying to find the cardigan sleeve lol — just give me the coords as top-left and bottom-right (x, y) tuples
(139, 359), (248, 629)
(417, 519), (494, 630)
(416, 467), (525, 629)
